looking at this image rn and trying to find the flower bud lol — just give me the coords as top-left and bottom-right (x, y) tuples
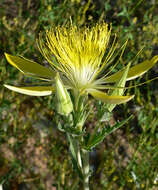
(55, 73), (73, 115)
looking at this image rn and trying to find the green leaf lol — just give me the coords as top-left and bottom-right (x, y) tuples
(57, 122), (85, 135)
(103, 55), (158, 83)
(64, 126), (85, 136)
(100, 109), (112, 122)
(88, 89), (134, 104)
(57, 122), (66, 132)
(84, 115), (133, 150)
(107, 63), (131, 112)
(5, 53), (55, 81)
(4, 84), (55, 96)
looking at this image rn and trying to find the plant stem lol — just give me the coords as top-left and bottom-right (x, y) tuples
(77, 144), (82, 169)
(82, 149), (90, 190)
(67, 134), (90, 189)
(68, 92), (90, 189)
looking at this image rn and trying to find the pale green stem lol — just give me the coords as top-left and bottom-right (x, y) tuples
(67, 134), (82, 169)
(67, 134), (90, 190)
(77, 144), (82, 169)
(68, 92), (89, 189)
(82, 149), (90, 190)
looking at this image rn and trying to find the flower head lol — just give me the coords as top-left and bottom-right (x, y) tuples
(4, 23), (158, 109)
(38, 23), (112, 92)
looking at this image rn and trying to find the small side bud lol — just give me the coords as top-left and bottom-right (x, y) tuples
(55, 73), (73, 115)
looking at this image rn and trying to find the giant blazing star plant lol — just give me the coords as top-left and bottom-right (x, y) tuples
(4, 23), (158, 190)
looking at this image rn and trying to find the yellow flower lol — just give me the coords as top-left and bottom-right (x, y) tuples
(4, 23), (158, 106)
(38, 24), (112, 92)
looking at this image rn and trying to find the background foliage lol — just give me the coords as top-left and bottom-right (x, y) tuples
(0, 0), (158, 189)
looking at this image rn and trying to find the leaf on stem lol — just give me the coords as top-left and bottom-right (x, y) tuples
(83, 115), (133, 150)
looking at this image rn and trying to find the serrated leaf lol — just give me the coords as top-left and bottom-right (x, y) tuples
(103, 55), (158, 83)
(84, 115), (133, 150)
(5, 53), (55, 81)
(4, 84), (55, 96)
(88, 89), (134, 104)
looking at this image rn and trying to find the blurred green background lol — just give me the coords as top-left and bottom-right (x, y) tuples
(0, 0), (158, 189)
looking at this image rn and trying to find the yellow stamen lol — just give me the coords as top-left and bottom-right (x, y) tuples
(38, 23), (116, 91)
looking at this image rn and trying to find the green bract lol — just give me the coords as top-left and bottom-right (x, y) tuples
(55, 73), (73, 116)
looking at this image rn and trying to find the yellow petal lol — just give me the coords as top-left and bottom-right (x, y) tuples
(103, 55), (158, 83)
(88, 89), (134, 104)
(5, 53), (55, 81)
(4, 84), (55, 96)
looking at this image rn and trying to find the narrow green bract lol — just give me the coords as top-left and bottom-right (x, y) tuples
(55, 73), (73, 116)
